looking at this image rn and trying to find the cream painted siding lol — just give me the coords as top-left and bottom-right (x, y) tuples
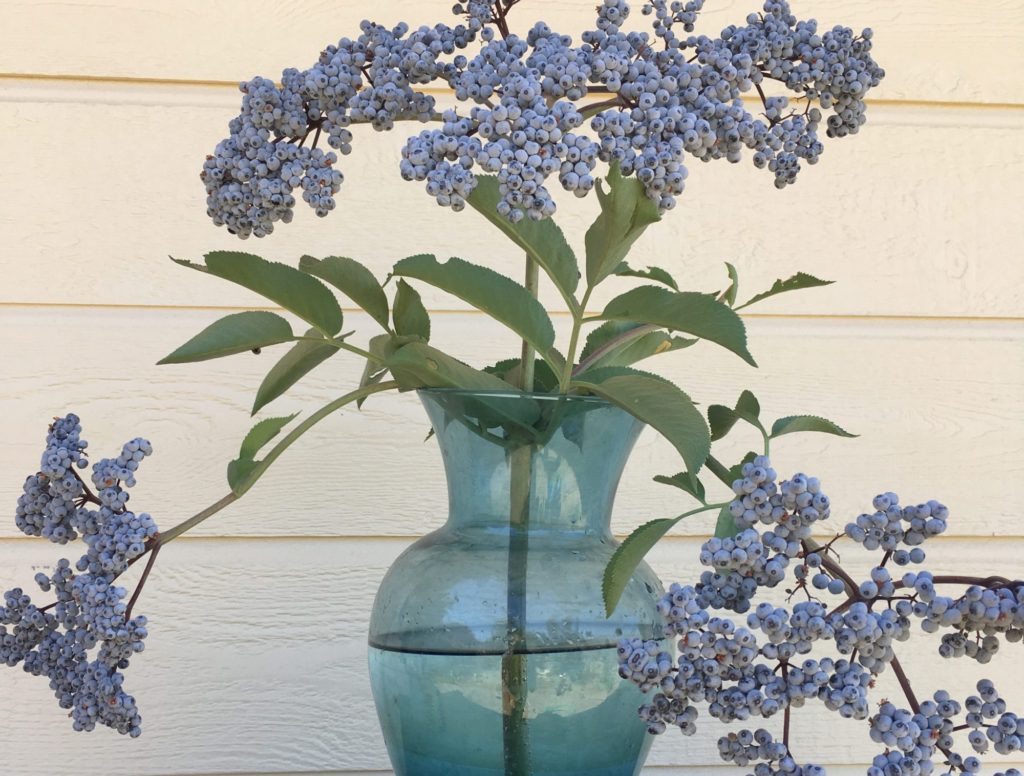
(0, 1), (1021, 774)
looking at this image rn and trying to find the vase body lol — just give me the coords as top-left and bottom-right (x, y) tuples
(368, 389), (664, 776)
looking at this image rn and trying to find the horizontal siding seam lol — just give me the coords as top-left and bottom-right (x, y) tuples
(1, 72), (1023, 111)
(0, 301), (1022, 324)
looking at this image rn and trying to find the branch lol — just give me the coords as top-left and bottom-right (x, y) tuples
(890, 655), (920, 714)
(124, 539), (161, 620)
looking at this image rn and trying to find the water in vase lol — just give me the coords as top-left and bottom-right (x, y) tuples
(368, 642), (653, 776)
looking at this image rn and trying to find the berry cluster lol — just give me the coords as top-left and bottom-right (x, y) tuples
(1, 415), (158, 736)
(903, 573), (1024, 664)
(202, 0), (884, 235)
(621, 453), (1022, 775)
(845, 492), (950, 551)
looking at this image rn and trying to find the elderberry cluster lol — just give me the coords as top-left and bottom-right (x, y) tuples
(621, 452), (1022, 775)
(202, 0), (884, 235)
(845, 492), (950, 551)
(901, 572), (1024, 664)
(1, 415), (159, 736)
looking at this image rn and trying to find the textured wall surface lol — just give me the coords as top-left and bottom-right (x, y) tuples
(0, 2), (1022, 774)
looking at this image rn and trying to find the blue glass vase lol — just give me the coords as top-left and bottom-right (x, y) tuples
(368, 389), (664, 776)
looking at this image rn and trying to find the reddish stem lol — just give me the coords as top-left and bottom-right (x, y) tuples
(124, 538), (161, 621)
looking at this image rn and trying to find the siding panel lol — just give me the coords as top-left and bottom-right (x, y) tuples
(2, 0), (1022, 103)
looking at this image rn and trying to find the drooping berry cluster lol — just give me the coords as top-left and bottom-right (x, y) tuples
(1, 415), (159, 736)
(620, 453), (1023, 775)
(201, 0), (884, 236)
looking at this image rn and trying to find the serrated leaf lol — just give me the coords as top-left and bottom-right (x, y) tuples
(735, 390), (761, 425)
(252, 330), (338, 414)
(601, 286), (757, 366)
(393, 254), (557, 366)
(613, 261), (678, 290)
(356, 334), (412, 408)
(392, 279), (431, 341)
(714, 504), (739, 539)
(708, 404), (740, 441)
(299, 255), (389, 330)
(653, 472), (706, 503)
(571, 367), (710, 474)
(239, 414), (298, 460)
(770, 415), (856, 439)
(157, 311), (294, 364)
(466, 176), (579, 302)
(580, 321), (643, 360)
(603, 517), (680, 616)
(585, 164), (662, 287)
(735, 272), (833, 311)
(719, 262), (739, 307)
(585, 331), (696, 371)
(173, 252), (343, 336)
(229, 414), (299, 493)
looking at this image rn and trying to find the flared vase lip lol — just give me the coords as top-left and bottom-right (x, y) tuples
(417, 387), (611, 404)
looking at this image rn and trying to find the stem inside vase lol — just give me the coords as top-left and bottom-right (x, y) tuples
(501, 252), (540, 775)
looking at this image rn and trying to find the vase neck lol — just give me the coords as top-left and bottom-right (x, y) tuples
(419, 390), (644, 533)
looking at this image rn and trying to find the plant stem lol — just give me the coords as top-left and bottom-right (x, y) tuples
(159, 492), (240, 545)
(502, 252), (537, 775)
(293, 335), (382, 363)
(124, 540), (161, 621)
(560, 287), (593, 391)
(160, 381), (400, 543)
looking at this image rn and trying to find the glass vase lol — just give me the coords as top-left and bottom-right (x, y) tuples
(368, 389), (664, 776)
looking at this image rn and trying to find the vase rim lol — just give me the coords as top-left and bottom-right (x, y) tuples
(417, 387), (611, 404)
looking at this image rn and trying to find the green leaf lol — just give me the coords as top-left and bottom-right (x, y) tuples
(173, 252), (343, 336)
(603, 517), (680, 616)
(387, 343), (542, 430)
(714, 504), (739, 539)
(613, 261), (678, 290)
(770, 415), (857, 439)
(708, 404), (740, 441)
(251, 330), (338, 414)
(735, 272), (833, 311)
(580, 321), (642, 360)
(734, 390), (761, 426)
(585, 164), (662, 287)
(239, 414), (298, 460)
(386, 342), (520, 393)
(601, 285), (757, 366)
(393, 254), (557, 365)
(571, 367), (710, 474)
(583, 331), (695, 371)
(356, 334), (414, 408)
(392, 279), (431, 341)
(653, 472), (706, 503)
(466, 176), (580, 303)
(229, 413), (299, 494)
(299, 255), (390, 330)
(719, 262), (739, 307)
(157, 311), (294, 364)
(226, 458), (259, 494)
(484, 358), (560, 392)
